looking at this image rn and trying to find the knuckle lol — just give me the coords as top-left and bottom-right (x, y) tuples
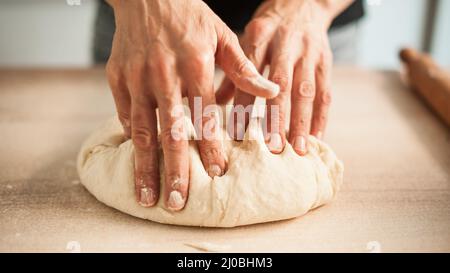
(316, 61), (328, 73)
(319, 91), (332, 105)
(126, 57), (146, 75)
(132, 127), (155, 149)
(295, 81), (315, 100)
(106, 60), (121, 84)
(271, 73), (290, 93)
(160, 128), (186, 152)
(245, 18), (269, 38)
(236, 59), (249, 75)
(221, 31), (239, 49)
(125, 63), (145, 91)
(188, 52), (213, 79)
(232, 56), (251, 77)
(200, 143), (222, 160)
(148, 55), (172, 74)
(118, 110), (131, 124)
(147, 57), (174, 90)
(190, 52), (211, 68)
(277, 24), (291, 36)
(298, 56), (315, 69)
(301, 35), (314, 46)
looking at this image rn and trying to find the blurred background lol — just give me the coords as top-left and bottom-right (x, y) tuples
(0, 0), (449, 69)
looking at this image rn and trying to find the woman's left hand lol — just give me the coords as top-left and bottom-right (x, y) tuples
(217, 0), (352, 155)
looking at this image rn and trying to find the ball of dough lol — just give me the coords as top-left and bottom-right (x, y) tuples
(77, 116), (343, 227)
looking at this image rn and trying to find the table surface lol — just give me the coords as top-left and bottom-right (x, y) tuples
(0, 67), (449, 253)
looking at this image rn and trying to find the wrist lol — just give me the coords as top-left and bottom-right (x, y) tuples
(316, 0), (355, 20)
(266, 0), (338, 30)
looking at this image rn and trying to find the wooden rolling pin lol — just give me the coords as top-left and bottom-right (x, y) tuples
(399, 48), (450, 127)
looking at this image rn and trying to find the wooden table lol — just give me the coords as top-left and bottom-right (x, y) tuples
(0, 67), (449, 253)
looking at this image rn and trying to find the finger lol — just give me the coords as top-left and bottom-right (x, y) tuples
(215, 25), (279, 98)
(215, 76), (235, 105)
(289, 58), (316, 156)
(184, 54), (227, 178)
(311, 53), (333, 140)
(106, 61), (131, 138)
(130, 91), (159, 207)
(229, 91), (256, 140)
(157, 89), (190, 211)
(193, 98), (226, 178)
(265, 50), (294, 154)
(229, 22), (271, 141)
(266, 58), (294, 153)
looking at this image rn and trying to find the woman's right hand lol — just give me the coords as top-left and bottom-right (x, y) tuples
(105, 0), (279, 211)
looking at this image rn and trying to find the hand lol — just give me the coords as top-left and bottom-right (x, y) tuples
(217, 0), (351, 155)
(105, 0), (279, 210)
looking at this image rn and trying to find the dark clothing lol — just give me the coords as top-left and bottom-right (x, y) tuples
(93, 0), (115, 63)
(93, 0), (364, 63)
(205, 0), (364, 31)
(330, 0), (364, 27)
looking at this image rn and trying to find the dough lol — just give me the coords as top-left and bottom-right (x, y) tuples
(77, 107), (344, 227)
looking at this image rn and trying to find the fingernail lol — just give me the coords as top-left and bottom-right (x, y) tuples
(167, 190), (185, 211)
(139, 187), (155, 207)
(294, 136), (307, 155)
(267, 133), (283, 153)
(253, 74), (280, 97)
(207, 164), (223, 178)
(247, 61), (280, 97)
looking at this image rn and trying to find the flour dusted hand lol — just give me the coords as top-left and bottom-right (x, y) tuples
(105, 0), (279, 211)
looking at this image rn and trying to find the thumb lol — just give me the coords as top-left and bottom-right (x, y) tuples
(215, 26), (279, 99)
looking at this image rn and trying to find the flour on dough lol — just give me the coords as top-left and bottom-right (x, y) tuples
(77, 108), (344, 227)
